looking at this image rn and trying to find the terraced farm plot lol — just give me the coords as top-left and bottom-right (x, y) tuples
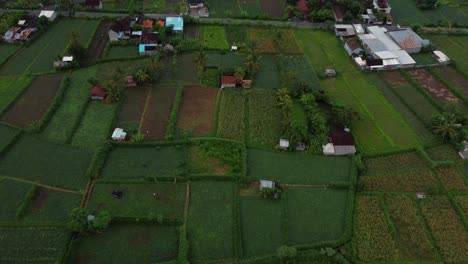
(105, 45), (138, 59)
(287, 188), (349, 245)
(0, 43), (20, 67)
(69, 225), (179, 263)
(101, 145), (188, 179)
(280, 55), (321, 90)
(0, 134), (92, 189)
(202, 26), (229, 50)
(116, 85), (148, 135)
(240, 196), (284, 257)
(359, 170), (439, 192)
(323, 74), (420, 155)
(187, 181), (236, 261)
(83, 20), (113, 64)
(42, 67), (97, 144)
(0, 75), (33, 115)
(260, 0), (283, 17)
(0, 227), (69, 264)
(1, 19), (99, 75)
(425, 144), (461, 162)
(216, 90), (246, 141)
(23, 188), (81, 222)
(247, 149), (351, 184)
(407, 69), (461, 105)
(0, 179), (32, 221)
(1, 74), (63, 128)
(434, 166), (467, 191)
(206, 52), (246, 70)
(254, 55), (280, 89)
(225, 25), (248, 47)
(364, 151), (429, 176)
(141, 85), (178, 140)
(176, 86), (218, 136)
(205, 0), (242, 17)
(71, 101), (118, 149)
(456, 195), (468, 214)
(88, 183), (186, 218)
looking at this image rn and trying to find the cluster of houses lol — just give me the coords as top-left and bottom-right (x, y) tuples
(335, 24), (450, 70)
(334, 0), (393, 25)
(108, 16), (183, 56)
(188, 0), (209, 18)
(3, 10), (59, 43)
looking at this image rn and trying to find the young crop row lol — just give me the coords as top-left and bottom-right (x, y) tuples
(359, 169), (439, 192)
(216, 90), (246, 141)
(363, 151), (429, 176)
(247, 90), (281, 147)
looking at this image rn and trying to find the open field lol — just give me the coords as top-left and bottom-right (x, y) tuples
(0, 227), (69, 263)
(206, 53), (246, 70)
(0, 179), (32, 221)
(0, 43), (20, 67)
(240, 196), (284, 257)
(202, 26), (229, 50)
(0, 134), (92, 189)
(176, 86), (218, 136)
(324, 74), (420, 155)
(71, 101), (118, 149)
(205, 0), (242, 18)
(42, 67), (96, 144)
(1, 74), (62, 128)
(1, 19), (99, 75)
(141, 85), (178, 140)
(69, 225), (179, 263)
(247, 149), (351, 184)
(0, 75), (33, 115)
(101, 145), (187, 179)
(280, 55), (321, 90)
(23, 188), (81, 222)
(88, 183), (186, 218)
(216, 90), (246, 141)
(423, 34), (468, 76)
(187, 181), (236, 261)
(247, 90), (281, 147)
(367, 73), (438, 145)
(287, 188), (348, 245)
(248, 27), (302, 54)
(0, 123), (19, 149)
(105, 45), (139, 59)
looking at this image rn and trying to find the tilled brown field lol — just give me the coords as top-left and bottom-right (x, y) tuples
(260, 0), (284, 17)
(1, 74), (62, 128)
(83, 20), (113, 65)
(432, 66), (468, 100)
(141, 85), (178, 140)
(118, 86), (149, 123)
(407, 69), (460, 104)
(176, 86), (218, 136)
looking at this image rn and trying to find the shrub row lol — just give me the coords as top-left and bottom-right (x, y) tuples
(0, 129), (22, 158)
(165, 85), (184, 140)
(418, 147), (456, 168)
(86, 142), (113, 179)
(28, 76), (71, 133)
(15, 184), (38, 221)
(111, 216), (182, 226)
(178, 226), (189, 264)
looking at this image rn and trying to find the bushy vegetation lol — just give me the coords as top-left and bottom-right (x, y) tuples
(247, 90), (282, 147)
(190, 140), (244, 175)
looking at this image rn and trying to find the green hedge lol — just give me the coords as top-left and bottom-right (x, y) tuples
(15, 184), (37, 221)
(95, 177), (188, 184)
(178, 226), (189, 264)
(86, 142), (113, 179)
(0, 130), (23, 158)
(110, 216), (182, 226)
(400, 69), (443, 111)
(165, 86), (184, 140)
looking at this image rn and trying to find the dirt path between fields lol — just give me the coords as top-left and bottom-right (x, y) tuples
(1, 175), (81, 194)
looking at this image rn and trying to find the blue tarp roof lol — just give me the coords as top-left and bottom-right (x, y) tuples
(139, 44), (156, 53)
(165, 17), (184, 32)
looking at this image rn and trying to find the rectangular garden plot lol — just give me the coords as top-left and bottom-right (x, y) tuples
(69, 225), (179, 264)
(0, 75), (33, 115)
(216, 90), (246, 141)
(359, 170), (439, 192)
(248, 149), (351, 184)
(0, 227), (69, 263)
(0, 134), (93, 189)
(407, 69), (461, 105)
(364, 151), (429, 176)
(101, 145), (188, 179)
(287, 187), (348, 245)
(0, 179), (32, 221)
(22, 187), (81, 222)
(1, 74), (63, 128)
(260, 0), (284, 17)
(87, 183), (186, 218)
(432, 66), (468, 101)
(116, 85), (149, 135)
(176, 86), (218, 137)
(248, 28), (301, 54)
(141, 85), (178, 141)
(240, 196), (284, 257)
(247, 90), (281, 147)
(0, 43), (20, 67)
(82, 20), (113, 65)
(187, 181), (236, 261)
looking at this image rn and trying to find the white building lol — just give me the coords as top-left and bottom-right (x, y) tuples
(38, 10), (57, 22)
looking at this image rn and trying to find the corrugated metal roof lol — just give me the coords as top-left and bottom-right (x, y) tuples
(388, 29), (423, 50)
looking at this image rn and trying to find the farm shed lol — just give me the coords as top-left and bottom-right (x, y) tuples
(38, 10), (57, 21)
(388, 28), (424, 54)
(335, 25), (356, 37)
(279, 139), (289, 150)
(90, 86), (107, 100)
(112, 128), (127, 141)
(260, 180), (275, 190)
(165, 17), (184, 33)
(433, 50), (450, 64)
(221, 76), (236, 89)
(329, 130), (356, 155)
(54, 56), (74, 68)
(344, 39), (363, 56)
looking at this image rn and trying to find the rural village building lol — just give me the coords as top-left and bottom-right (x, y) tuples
(221, 76), (237, 89)
(90, 85), (107, 100)
(112, 128), (127, 141)
(108, 17), (132, 41)
(334, 25), (356, 37)
(323, 129), (356, 156)
(165, 17), (184, 33)
(188, 0), (203, 9)
(260, 180), (275, 190)
(388, 28), (426, 54)
(38, 10), (57, 22)
(139, 32), (160, 56)
(3, 27), (36, 42)
(344, 38), (363, 56)
(373, 0), (391, 14)
(433, 50), (450, 64)
(53, 56), (74, 68)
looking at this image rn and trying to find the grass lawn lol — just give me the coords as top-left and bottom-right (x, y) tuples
(23, 188), (81, 222)
(240, 196), (284, 257)
(101, 145), (188, 179)
(0, 134), (92, 189)
(287, 188), (348, 245)
(247, 90), (282, 147)
(1, 19), (99, 75)
(69, 225), (179, 263)
(105, 45), (139, 59)
(187, 181), (236, 261)
(0, 43), (20, 66)
(0, 227), (69, 263)
(247, 149), (351, 184)
(0, 75), (33, 114)
(280, 55), (322, 90)
(202, 26), (229, 50)
(87, 183), (186, 218)
(42, 66), (97, 144)
(216, 89), (246, 141)
(71, 101), (118, 149)
(323, 74), (420, 155)
(0, 123), (19, 150)
(0, 179), (32, 221)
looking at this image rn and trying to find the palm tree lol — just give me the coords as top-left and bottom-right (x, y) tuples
(244, 50), (259, 77)
(134, 67), (150, 84)
(193, 48), (207, 78)
(431, 112), (457, 141)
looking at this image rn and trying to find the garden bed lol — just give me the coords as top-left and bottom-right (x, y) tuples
(407, 69), (461, 105)
(83, 20), (113, 65)
(259, 0), (284, 17)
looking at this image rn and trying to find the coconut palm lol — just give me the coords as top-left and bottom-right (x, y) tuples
(134, 67), (150, 84)
(193, 47), (207, 78)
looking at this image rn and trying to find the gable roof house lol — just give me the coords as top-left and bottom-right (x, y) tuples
(90, 85), (107, 100)
(344, 38), (363, 56)
(108, 18), (132, 42)
(221, 76), (237, 89)
(139, 32), (159, 56)
(323, 129), (356, 156)
(165, 17), (184, 33)
(334, 24), (356, 37)
(332, 5), (345, 22)
(188, 0), (203, 8)
(388, 28), (424, 54)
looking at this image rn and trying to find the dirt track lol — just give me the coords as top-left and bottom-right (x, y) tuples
(83, 20), (113, 66)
